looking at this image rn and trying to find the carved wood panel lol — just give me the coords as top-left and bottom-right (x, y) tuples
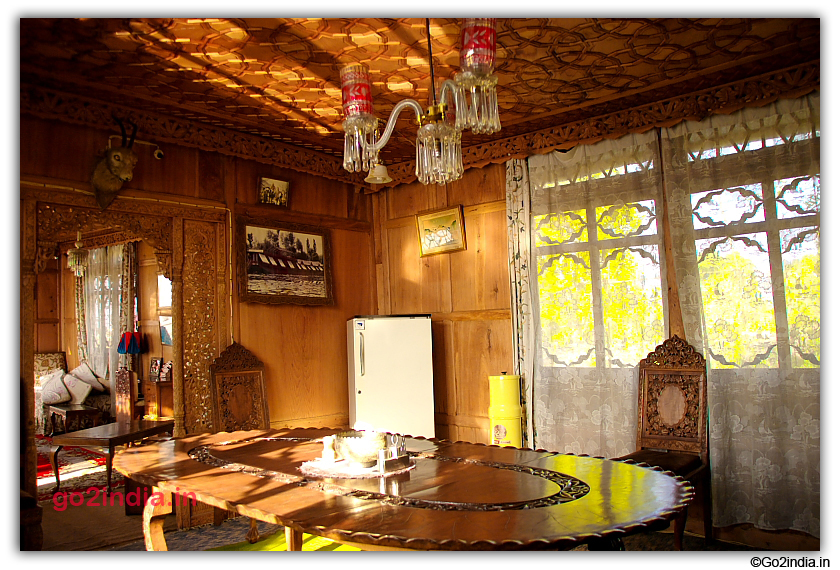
(182, 219), (221, 434)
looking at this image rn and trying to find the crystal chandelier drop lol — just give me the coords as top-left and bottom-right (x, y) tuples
(66, 231), (88, 277)
(341, 18), (500, 186)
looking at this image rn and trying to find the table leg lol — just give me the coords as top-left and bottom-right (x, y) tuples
(285, 527), (303, 551)
(49, 412), (57, 437)
(106, 443), (115, 495)
(143, 487), (173, 551)
(50, 446), (64, 492)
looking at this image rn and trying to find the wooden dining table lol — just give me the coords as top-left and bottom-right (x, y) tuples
(114, 427), (693, 551)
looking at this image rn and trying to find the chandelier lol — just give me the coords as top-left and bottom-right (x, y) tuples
(341, 18), (500, 186)
(66, 231), (88, 277)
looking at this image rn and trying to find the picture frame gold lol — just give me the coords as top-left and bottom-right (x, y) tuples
(259, 177), (289, 207)
(236, 215), (333, 306)
(415, 205), (467, 257)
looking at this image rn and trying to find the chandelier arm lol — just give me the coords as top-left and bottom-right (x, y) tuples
(438, 79), (458, 113)
(367, 99), (425, 153)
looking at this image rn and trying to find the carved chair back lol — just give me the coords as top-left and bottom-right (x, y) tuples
(636, 335), (708, 461)
(209, 342), (270, 433)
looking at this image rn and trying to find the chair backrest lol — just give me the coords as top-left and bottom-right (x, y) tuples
(209, 342), (270, 433)
(636, 335), (707, 459)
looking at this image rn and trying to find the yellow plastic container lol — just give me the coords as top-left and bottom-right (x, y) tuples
(488, 374), (522, 447)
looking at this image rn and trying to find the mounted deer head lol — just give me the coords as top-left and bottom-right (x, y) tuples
(91, 116), (139, 209)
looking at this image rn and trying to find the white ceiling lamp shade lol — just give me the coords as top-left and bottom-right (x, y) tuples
(340, 18), (499, 186)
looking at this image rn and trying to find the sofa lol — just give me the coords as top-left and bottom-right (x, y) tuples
(34, 352), (112, 435)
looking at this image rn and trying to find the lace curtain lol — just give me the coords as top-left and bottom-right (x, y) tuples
(506, 93), (819, 535)
(662, 93), (820, 536)
(83, 244), (125, 394)
(521, 130), (665, 457)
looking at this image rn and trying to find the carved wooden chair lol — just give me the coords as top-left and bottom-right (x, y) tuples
(209, 342), (270, 433)
(613, 335), (712, 550)
(206, 342), (271, 542)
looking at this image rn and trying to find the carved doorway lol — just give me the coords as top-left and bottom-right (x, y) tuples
(20, 187), (230, 496)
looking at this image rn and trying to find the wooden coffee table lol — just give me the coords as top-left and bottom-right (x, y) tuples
(115, 427), (693, 551)
(50, 419), (175, 495)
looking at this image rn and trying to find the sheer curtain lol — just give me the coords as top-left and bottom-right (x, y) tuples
(662, 93), (820, 536)
(507, 92), (819, 535)
(83, 244), (125, 395)
(519, 130), (666, 458)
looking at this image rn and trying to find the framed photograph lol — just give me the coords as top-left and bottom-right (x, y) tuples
(259, 177), (289, 207)
(237, 215), (333, 305)
(416, 205), (467, 257)
(149, 357), (163, 382)
(159, 361), (173, 383)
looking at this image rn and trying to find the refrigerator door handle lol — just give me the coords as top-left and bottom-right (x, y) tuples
(359, 332), (365, 377)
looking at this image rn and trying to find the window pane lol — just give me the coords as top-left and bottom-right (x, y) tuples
(696, 233), (778, 368)
(596, 200), (658, 241)
(775, 174), (820, 219)
(781, 226), (820, 368)
(600, 246), (664, 367)
(534, 210), (588, 246)
(691, 184), (765, 229)
(537, 252), (595, 367)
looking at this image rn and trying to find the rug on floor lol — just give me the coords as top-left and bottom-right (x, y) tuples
(36, 435), (125, 503)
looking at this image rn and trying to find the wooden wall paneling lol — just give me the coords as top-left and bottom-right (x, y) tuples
(237, 227), (372, 430)
(129, 142), (200, 198)
(138, 241), (162, 415)
(385, 220), (452, 315)
(34, 257), (60, 352)
(431, 319), (456, 440)
(20, 120), (103, 182)
(372, 192), (390, 315)
(452, 318), (514, 444)
(450, 203), (511, 313)
(446, 162), (506, 207)
(386, 178), (446, 220)
(198, 149), (225, 203)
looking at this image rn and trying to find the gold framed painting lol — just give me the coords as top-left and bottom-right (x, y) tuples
(236, 215), (333, 306)
(415, 205), (467, 257)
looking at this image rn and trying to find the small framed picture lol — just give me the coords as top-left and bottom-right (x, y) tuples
(159, 361), (173, 383)
(416, 205), (467, 257)
(149, 358), (163, 382)
(259, 177), (289, 207)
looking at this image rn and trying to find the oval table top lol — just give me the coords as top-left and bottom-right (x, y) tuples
(114, 427), (692, 551)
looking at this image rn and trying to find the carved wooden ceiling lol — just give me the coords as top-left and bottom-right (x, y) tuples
(20, 18), (820, 187)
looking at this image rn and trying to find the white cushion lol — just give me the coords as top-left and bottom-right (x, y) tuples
(41, 373), (71, 405)
(70, 362), (109, 392)
(37, 368), (64, 389)
(63, 373), (93, 405)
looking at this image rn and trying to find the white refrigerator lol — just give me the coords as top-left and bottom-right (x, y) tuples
(347, 315), (435, 438)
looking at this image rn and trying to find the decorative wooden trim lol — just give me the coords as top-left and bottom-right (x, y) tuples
(20, 60), (818, 191)
(382, 60), (820, 188)
(20, 84), (366, 188)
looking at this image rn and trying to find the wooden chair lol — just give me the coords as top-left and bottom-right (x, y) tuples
(613, 335), (712, 550)
(209, 342), (270, 433)
(177, 342), (271, 540)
